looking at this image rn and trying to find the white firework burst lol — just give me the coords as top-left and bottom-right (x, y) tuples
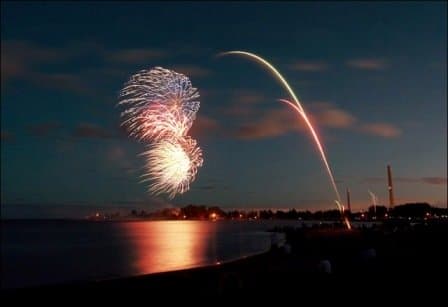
(141, 138), (203, 199)
(118, 67), (203, 198)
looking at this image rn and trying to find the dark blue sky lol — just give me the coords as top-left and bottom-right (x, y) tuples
(1, 2), (446, 217)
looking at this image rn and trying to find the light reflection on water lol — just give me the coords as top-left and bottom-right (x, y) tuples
(123, 221), (215, 273)
(2, 220), (291, 289)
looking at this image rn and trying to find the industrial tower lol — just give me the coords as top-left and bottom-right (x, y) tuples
(346, 188), (351, 212)
(387, 165), (395, 209)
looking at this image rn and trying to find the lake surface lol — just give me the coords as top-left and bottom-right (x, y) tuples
(1, 219), (300, 289)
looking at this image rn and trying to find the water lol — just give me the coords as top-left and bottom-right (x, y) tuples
(1, 219), (299, 289)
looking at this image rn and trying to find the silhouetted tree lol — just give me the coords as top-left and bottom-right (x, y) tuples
(392, 203), (431, 218)
(368, 205), (388, 218)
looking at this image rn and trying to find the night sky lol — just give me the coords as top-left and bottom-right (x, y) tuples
(1, 2), (446, 218)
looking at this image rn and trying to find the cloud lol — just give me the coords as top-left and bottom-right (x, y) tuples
(1, 40), (200, 97)
(87, 67), (130, 79)
(27, 122), (62, 137)
(1, 40), (72, 81)
(1, 131), (14, 141)
(395, 177), (419, 183)
(318, 109), (357, 128)
(170, 65), (211, 78)
(233, 90), (265, 105)
(16, 71), (90, 96)
(225, 91), (265, 116)
(309, 102), (357, 128)
(233, 108), (301, 140)
(72, 123), (115, 139)
(238, 92), (264, 105)
(0, 41), (162, 96)
(1, 40), (94, 95)
(36, 73), (92, 95)
(106, 48), (166, 64)
(225, 104), (253, 117)
(290, 61), (328, 72)
(363, 177), (414, 184)
(363, 177), (447, 185)
(421, 177), (447, 185)
(346, 58), (387, 70)
(2, 40), (67, 62)
(189, 115), (222, 139)
(229, 98), (401, 141)
(232, 101), (359, 140)
(359, 123), (401, 138)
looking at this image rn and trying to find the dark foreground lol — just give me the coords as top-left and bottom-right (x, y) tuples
(3, 220), (447, 299)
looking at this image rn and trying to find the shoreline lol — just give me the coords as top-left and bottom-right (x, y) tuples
(3, 220), (447, 296)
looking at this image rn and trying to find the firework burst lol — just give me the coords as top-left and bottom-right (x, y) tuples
(119, 67), (200, 125)
(141, 138), (203, 198)
(118, 67), (203, 198)
(121, 102), (192, 142)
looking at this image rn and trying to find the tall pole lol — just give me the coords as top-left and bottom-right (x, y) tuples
(346, 188), (351, 212)
(387, 165), (394, 209)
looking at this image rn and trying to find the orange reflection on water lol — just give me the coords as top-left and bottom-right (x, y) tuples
(122, 221), (214, 274)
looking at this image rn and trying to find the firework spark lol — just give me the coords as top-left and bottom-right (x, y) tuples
(118, 67), (203, 198)
(119, 67), (200, 140)
(368, 190), (378, 215)
(335, 200), (352, 230)
(219, 50), (350, 228)
(141, 138), (203, 199)
(121, 102), (192, 142)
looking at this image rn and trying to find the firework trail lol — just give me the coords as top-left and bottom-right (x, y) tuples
(368, 190), (378, 215)
(219, 51), (350, 229)
(118, 67), (203, 198)
(218, 51), (341, 200)
(335, 200), (352, 230)
(282, 97), (350, 229)
(278, 98), (341, 203)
